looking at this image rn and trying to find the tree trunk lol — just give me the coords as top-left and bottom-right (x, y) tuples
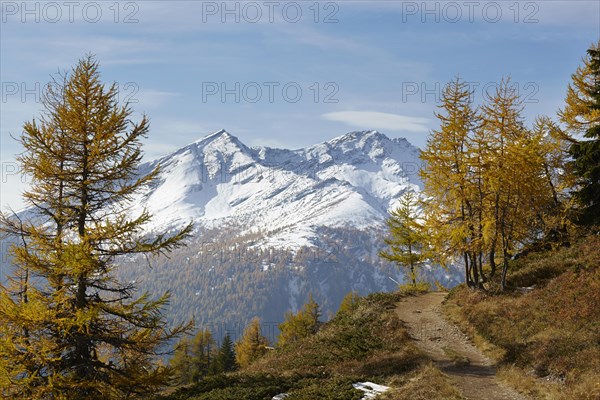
(501, 247), (510, 291)
(464, 252), (473, 288)
(489, 247), (496, 278)
(409, 244), (416, 287)
(478, 251), (487, 284)
(470, 251), (480, 288)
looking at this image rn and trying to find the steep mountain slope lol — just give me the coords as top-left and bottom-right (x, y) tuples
(130, 129), (421, 248)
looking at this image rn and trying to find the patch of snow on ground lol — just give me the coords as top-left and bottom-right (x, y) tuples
(271, 382), (389, 400)
(353, 382), (390, 399)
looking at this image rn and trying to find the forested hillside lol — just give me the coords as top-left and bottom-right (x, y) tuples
(114, 224), (460, 341)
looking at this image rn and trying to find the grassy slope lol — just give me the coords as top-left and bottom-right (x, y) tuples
(158, 292), (460, 400)
(444, 235), (600, 399)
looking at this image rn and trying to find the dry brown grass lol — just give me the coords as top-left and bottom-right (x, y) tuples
(444, 235), (600, 400)
(498, 365), (600, 400)
(380, 363), (462, 400)
(442, 346), (471, 367)
(442, 296), (505, 361)
(333, 346), (424, 377)
(497, 365), (553, 398)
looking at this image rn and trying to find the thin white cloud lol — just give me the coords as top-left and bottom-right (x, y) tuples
(267, 24), (365, 52)
(135, 89), (181, 109)
(322, 111), (430, 133)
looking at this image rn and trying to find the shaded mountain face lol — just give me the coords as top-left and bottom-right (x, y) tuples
(2, 130), (460, 342)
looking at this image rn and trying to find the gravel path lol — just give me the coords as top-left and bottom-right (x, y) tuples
(395, 292), (528, 400)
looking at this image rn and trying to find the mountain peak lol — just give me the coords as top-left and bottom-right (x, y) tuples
(107, 128), (423, 245)
(329, 130), (387, 145)
(196, 129), (233, 143)
(188, 129), (252, 154)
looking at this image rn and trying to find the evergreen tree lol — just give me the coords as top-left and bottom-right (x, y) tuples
(0, 55), (192, 399)
(379, 191), (428, 287)
(235, 317), (270, 368)
(210, 334), (238, 374)
(560, 41), (600, 228)
(277, 294), (321, 347)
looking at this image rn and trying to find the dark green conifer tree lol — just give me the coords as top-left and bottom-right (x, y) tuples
(210, 334), (238, 374)
(561, 42), (600, 228)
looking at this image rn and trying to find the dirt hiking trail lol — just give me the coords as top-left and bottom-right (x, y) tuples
(395, 292), (527, 400)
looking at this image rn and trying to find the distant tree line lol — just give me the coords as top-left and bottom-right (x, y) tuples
(169, 294), (324, 385)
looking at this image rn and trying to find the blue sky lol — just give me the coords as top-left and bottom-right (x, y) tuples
(1, 0), (599, 210)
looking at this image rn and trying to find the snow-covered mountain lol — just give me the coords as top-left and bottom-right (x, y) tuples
(112, 129), (451, 337)
(2, 129), (459, 339)
(132, 129), (422, 248)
